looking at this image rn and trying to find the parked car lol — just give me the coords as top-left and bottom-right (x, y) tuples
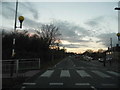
(106, 57), (112, 61)
(98, 58), (104, 62)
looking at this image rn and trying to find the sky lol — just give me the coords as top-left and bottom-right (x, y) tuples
(1, 0), (120, 53)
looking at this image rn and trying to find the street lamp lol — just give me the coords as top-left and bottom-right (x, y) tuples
(115, 7), (120, 10)
(117, 33), (120, 41)
(117, 33), (120, 46)
(114, 2), (120, 46)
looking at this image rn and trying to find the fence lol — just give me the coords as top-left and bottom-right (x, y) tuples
(2, 58), (40, 76)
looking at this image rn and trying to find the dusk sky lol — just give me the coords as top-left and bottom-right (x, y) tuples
(1, 0), (120, 53)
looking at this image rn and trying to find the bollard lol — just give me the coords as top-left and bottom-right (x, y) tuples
(16, 59), (19, 76)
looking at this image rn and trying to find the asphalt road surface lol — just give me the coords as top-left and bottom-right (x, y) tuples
(20, 56), (120, 89)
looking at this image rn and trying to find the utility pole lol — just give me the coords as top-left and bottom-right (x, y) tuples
(110, 38), (112, 66)
(110, 38), (112, 49)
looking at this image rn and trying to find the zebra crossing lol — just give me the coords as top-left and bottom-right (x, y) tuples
(39, 68), (120, 78)
(21, 68), (120, 89)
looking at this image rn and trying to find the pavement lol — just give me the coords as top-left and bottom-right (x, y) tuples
(2, 70), (41, 78)
(84, 60), (120, 73)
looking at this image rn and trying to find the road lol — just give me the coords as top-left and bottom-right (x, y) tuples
(20, 56), (120, 89)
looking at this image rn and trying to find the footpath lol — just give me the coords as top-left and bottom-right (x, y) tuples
(2, 70), (40, 78)
(86, 60), (120, 73)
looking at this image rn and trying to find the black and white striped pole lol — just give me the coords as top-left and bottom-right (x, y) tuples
(11, 0), (24, 77)
(12, 0), (24, 58)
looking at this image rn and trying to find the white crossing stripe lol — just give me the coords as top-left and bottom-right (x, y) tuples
(23, 83), (36, 85)
(76, 70), (91, 77)
(107, 71), (120, 77)
(92, 70), (111, 78)
(91, 86), (97, 90)
(21, 86), (26, 90)
(60, 70), (70, 77)
(49, 83), (63, 85)
(40, 70), (54, 77)
(75, 83), (90, 86)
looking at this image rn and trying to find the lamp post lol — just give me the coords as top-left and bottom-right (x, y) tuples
(114, 1), (120, 63)
(114, 1), (120, 46)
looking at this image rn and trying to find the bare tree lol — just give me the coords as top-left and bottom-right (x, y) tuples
(36, 24), (61, 48)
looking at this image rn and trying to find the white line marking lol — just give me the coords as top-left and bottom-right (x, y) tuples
(91, 86), (97, 90)
(75, 83), (90, 86)
(92, 70), (111, 78)
(60, 70), (70, 77)
(77, 70), (91, 77)
(23, 83), (36, 85)
(21, 86), (26, 90)
(107, 71), (120, 77)
(49, 83), (63, 85)
(40, 70), (54, 77)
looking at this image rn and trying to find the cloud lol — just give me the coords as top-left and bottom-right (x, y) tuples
(2, 2), (16, 19)
(19, 2), (39, 19)
(60, 43), (89, 48)
(2, 2), (39, 20)
(97, 33), (118, 47)
(85, 16), (104, 27)
(24, 17), (41, 29)
(85, 19), (99, 27)
(85, 16), (118, 34)
(53, 20), (90, 43)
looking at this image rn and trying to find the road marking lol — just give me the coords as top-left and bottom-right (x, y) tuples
(60, 70), (70, 77)
(23, 83), (36, 85)
(92, 70), (111, 78)
(75, 83), (90, 86)
(49, 83), (63, 85)
(21, 86), (26, 90)
(107, 71), (120, 77)
(40, 70), (54, 77)
(91, 86), (97, 90)
(101, 84), (116, 86)
(76, 70), (91, 78)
